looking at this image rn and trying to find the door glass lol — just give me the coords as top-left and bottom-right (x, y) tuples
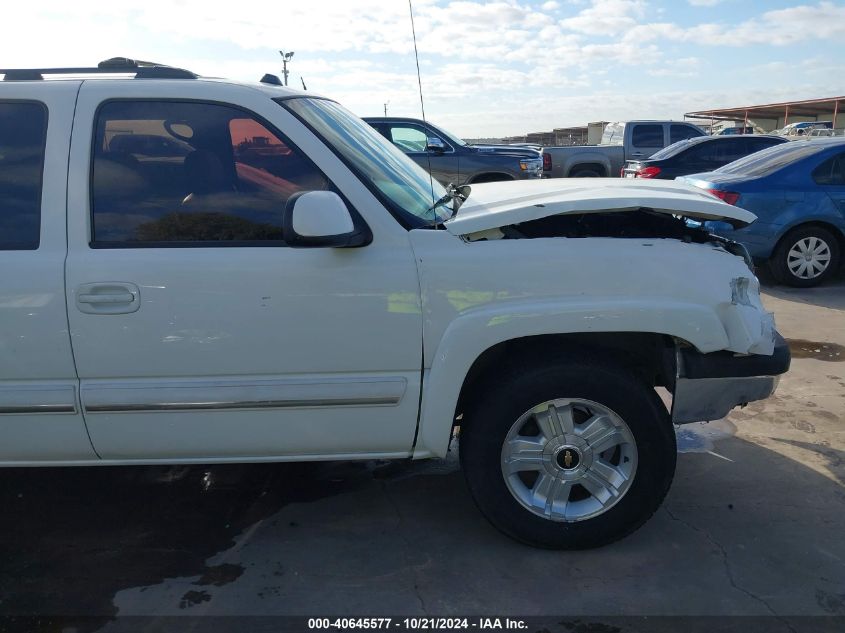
(91, 101), (329, 245)
(389, 125), (428, 153)
(670, 124), (701, 144)
(813, 153), (845, 185)
(0, 102), (47, 250)
(631, 124), (664, 148)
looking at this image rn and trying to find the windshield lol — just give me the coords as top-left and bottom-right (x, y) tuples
(432, 124), (467, 148)
(281, 98), (450, 227)
(716, 142), (827, 177)
(601, 123), (624, 145)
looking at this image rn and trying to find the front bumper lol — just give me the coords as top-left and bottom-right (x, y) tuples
(671, 332), (791, 424)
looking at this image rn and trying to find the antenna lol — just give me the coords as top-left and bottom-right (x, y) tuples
(384, 100), (390, 116)
(301, 76), (307, 90)
(408, 0), (435, 207)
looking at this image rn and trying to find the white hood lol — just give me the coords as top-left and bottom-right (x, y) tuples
(443, 178), (756, 235)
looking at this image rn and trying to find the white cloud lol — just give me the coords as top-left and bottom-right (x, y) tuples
(688, 0), (725, 6)
(559, 0), (646, 36)
(627, 1), (845, 46)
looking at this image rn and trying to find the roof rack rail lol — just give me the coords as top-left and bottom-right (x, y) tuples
(0, 57), (197, 81)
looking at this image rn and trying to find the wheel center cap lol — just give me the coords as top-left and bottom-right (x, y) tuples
(555, 446), (581, 471)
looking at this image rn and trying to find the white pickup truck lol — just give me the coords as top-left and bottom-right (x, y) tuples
(0, 59), (789, 549)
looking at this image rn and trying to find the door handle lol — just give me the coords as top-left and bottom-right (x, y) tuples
(78, 293), (135, 305)
(76, 282), (141, 315)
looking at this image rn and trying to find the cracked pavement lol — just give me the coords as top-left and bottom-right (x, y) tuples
(0, 279), (843, 626)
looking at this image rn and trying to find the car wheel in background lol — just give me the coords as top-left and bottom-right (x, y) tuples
(459, 356), (676, 549)
(769, 226), (841, 287)
(570, 168), (603, 177)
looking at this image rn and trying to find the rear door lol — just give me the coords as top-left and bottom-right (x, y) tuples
(0, 81), (97, 462)
(64, 80), (423, 461)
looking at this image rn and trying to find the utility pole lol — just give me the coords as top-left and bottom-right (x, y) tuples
(279, 50), (295, 86)
(384, 100), (390, 116)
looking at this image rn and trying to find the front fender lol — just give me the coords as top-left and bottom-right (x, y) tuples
(413, 298), (730, 458)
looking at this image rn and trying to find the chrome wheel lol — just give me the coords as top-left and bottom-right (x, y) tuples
(787, 236), (831, 280)
(500, 398), (638, 522)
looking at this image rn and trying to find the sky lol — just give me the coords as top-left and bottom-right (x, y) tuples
(3, 0), (844, 137)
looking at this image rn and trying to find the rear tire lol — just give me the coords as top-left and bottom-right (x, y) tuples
(769, 226), (840, 287)
(460, 356), (676, 549)
(570, 168), (603, 177)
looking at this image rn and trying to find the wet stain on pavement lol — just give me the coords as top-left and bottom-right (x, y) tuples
(816, 589), (845, 615)
(0, 461), (379, 630)
(195, 563), (245, 587)
(786, 339), (845, 361)
(179, 589), (211, 609)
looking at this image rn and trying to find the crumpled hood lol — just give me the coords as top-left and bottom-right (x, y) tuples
(443, 178), (757, 235)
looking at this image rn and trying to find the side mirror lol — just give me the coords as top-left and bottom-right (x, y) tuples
(426, 137), (446, 153)
(283, 191), (370, 248)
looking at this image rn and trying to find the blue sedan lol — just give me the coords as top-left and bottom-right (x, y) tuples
(678, 138), (845, 286)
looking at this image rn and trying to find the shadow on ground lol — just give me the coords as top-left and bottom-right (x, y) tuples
(1, 429), (843, 632)
(758, 270), (845, 312)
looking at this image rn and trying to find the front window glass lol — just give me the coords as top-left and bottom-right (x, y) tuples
(282, 98), (449, 227)
(91, 101), (329, 245)
(631, 124), (664, 148)
(389, 125), (428, 152)
(717, 142), (827, 177)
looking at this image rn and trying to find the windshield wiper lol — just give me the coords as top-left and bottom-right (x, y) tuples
(429, 183), (471, 222)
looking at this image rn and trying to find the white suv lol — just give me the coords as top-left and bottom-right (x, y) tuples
(0, 59), (789, 549)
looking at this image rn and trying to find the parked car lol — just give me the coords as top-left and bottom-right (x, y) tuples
(542, 120), (705, 178)
(0, 58), (789, 550)
(678, 138), (845, 287)
(807, 128), (845, 138)
(621, 135), (787, 180)
(776, 121), (833, 138)
(716, 126), (754, 136)
(363, 116), (542, 185)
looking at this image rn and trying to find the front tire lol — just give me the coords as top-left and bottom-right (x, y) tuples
(769, 226), (840, 287)
(460, 357), (676, 549)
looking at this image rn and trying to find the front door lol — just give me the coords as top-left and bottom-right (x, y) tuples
(65, 80), (423, 461)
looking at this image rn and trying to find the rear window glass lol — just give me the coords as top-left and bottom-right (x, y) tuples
(601, 123), (624, 145)
(716, 142), (828, 177)
(0, 101), (47, 250)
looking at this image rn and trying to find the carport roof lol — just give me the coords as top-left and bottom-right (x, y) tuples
(686, 96), (843, 122)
